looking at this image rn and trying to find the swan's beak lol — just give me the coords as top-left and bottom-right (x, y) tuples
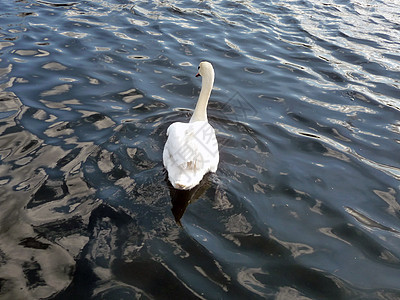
(195, 73), (201, 77)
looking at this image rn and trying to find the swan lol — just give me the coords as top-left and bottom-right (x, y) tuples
(163, 61), (219, 190)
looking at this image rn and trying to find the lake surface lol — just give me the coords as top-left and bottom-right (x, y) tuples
(0, 0), (399, 299)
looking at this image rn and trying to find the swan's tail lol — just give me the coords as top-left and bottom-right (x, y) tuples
(174, 181), (190, 190)
(170, 170), (203, 190)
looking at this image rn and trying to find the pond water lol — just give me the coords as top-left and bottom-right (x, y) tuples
(0, 0), (400, 299)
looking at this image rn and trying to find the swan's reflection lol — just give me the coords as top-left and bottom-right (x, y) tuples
(168, 174), (211, 225)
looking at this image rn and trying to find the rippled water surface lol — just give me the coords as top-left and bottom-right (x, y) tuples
(1, 0), (400, 298)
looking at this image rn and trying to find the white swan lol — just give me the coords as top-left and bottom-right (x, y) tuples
(163, 61), (219, 190)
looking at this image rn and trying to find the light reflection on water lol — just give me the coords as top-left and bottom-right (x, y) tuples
(0, 0), (399, 298)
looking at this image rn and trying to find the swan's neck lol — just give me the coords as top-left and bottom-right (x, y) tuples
(190, 71), (214, 123)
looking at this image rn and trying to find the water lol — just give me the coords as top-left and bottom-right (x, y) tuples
(0, 0), (399, 298)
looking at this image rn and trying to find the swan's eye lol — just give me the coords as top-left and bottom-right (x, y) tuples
(197, 66), (200, 70)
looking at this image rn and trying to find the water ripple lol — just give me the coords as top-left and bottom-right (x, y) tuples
(1, 0), (400, 298)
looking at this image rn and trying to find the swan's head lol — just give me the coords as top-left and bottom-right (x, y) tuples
(195, 61), (214, 78)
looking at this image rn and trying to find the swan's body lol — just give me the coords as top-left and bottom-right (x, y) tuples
(163, 61), (219, 190)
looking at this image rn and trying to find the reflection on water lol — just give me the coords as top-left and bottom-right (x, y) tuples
(1, 0), (400, 298)
(169, 174), (212, 225)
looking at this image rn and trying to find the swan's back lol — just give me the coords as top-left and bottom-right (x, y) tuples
(163, 121), (219, 190)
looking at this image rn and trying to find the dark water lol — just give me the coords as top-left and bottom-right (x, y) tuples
(1, 0), (400, 298)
